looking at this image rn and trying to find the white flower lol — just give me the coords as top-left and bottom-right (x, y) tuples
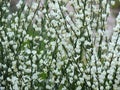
(80, 37), (85, 42)
(77, 81), (81, 85)
(9, 40), (14, 45)
(2, 7), (7, 11)
(16, 0), (23, 9)
(97, 67), (102, 73)
(25, 49), (31, 54)
(24, 5), (28, 11)
(13, 83), (19, 90)
(31, 2), (38, 10)
(105, 61), (110, 67)
(11, 76), (18, 85)
(57, 61), (63, 69)
(32, 72), (38, 80)
(100, 86), (104, 90)
(91, 66), (96, 74)
(54, 2), (59, 10)
(7, 31), (14, 38)
(26, 60), (31, 65)
(76, 86), (82, 90)
(42, 9), (47, 13)
(87, 81), (91, 87)
(66, 15), (71, 22)
(13, 44), (17, 49)
(106, 85), (110, 90)
(32, 63), (37, 69)
(62, 86), (67, 90)
(107, 74), (113, 80)
(19, 65), (23, 70)
(7, 14), (12, 20)
(7, 77), (11, 81)
(32, 50), (37, 55)
(53, 69), (60, 75)
(22, 30), (26, 35)
(61, 77), (66, 84)
(46, 85), (52, 90)
(25, 69), (31, 73)
(32, 55), (37, 62)
(15, 17), (19, 22)
(27, 12), (34, 21)
(98, 29), (104, 35)
(111, 1), (115, 6)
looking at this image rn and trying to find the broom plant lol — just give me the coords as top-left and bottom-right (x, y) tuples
(0, 0), (120, 90)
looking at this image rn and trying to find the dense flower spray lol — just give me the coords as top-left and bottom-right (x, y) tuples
(0, 0), (120, 90)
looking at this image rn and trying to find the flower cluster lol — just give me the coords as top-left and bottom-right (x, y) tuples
(0, 0), (120, 90)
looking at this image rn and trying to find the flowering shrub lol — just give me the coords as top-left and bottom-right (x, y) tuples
(0, 0), (120, 90)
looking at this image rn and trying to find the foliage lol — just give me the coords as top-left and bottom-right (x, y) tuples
(0, 0), (120, 90)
